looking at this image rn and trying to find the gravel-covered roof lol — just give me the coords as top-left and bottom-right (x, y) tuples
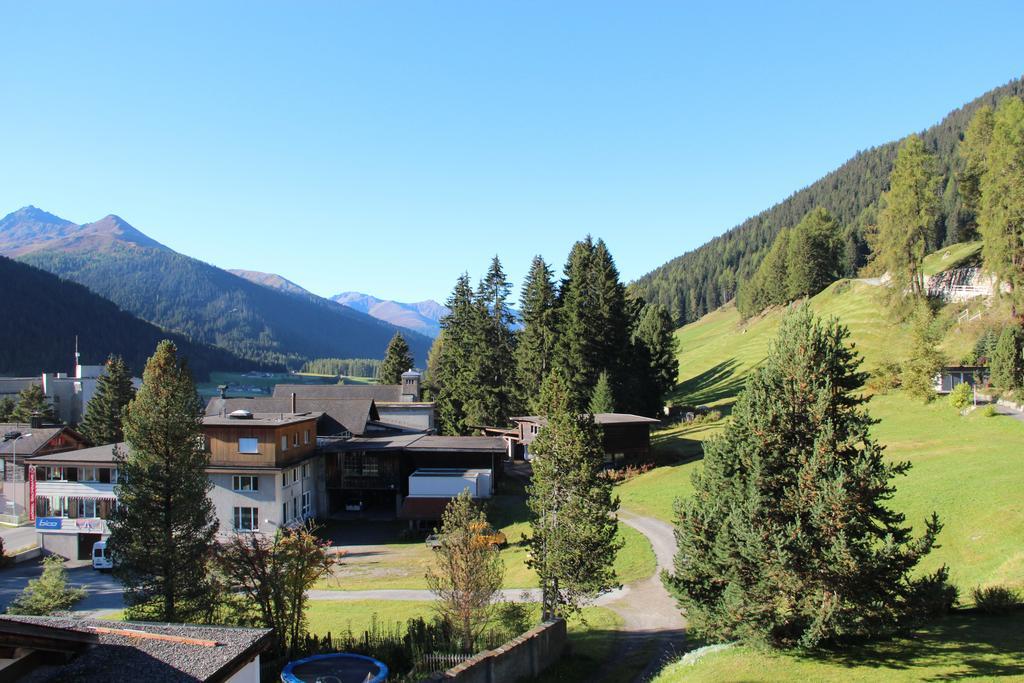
(0, 615), (272, 682)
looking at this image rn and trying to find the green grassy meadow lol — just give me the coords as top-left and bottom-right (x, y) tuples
(652, 611), (1024, 682)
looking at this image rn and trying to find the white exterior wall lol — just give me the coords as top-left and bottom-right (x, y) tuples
(209, 462), (321, 537)
(408, 473), (490, 498)
(225, 655), (260, 683)
(376, 404), (435, 431)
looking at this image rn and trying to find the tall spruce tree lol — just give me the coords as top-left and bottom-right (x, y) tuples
(874, 135), (941, 298)
(786, 207), (841, 299)
(109, 340), (218, 623)
(990, 324), (1024, 390)
(79, 355), (135, 445)
(465, 256), (520, 427)
(526, 371), (622, 620)
(435, 275), (480, 435)
(671, 307), (951, 648)
(515, 256), (559, 412)
(979, 97), (1024, 302)
(378, 332), (414, 385)
(957, 105), (995, 239)
(629, 302), (680, 416)
(10, 384), (55, 424)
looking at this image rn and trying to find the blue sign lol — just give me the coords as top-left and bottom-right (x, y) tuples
(35, 517), (62, 530)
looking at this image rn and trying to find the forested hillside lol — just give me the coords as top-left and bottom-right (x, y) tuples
(1, 208), (433, 368)
(0, 255), (263, 377)
(632, 76), (1024, 323)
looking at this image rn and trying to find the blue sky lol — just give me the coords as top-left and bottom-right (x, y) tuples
(3, 2), (1023, 304)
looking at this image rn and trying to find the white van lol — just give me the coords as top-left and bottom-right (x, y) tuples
(92, 540), (113, 571)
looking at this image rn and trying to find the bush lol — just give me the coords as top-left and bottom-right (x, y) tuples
(0, 537), (10, 569)
(7, 555), (86, 615)
(868, 362), (902, 394)
(971, 585), (1020, 614)
(983, 404), (998, 417)
(947, 382), (973, 413)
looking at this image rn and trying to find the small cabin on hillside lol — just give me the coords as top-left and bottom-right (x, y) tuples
(933, 366), (988, 394)
(499, 413), (660, 465)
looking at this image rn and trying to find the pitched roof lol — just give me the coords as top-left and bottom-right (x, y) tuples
(0, 424), (79, 457)
(318, 434), (505, 453)
(29, 442), (122, 463)
(510, 413), (661, 426)
(201, 412), (321, 428)
(205, 397), (379, 436)
(0, 615), (272, 682)
(273, 383), (404, 402)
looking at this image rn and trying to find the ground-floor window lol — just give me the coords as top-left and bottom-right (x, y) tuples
(78, 498), (98, 518)
(233, 506), (259, 532)
(302, 491), (311, 517)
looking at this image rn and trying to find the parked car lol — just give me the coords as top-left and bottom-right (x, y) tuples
(425, 524), (507, 550)
(92, 540), (113, 571)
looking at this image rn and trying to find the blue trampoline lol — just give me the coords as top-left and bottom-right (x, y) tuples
(281, 652), (388, 683)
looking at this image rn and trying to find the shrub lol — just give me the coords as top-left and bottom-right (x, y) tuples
(971, 585), (1020, 614)
(494, 601), (532, 635)
(983, 404), (998, 417)
(947, 382), (973, 413)
(868, 362), (902, 394)
(0, 537), (10, 569)
(7, 555), (86, 615)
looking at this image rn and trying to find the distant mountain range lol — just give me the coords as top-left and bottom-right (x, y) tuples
(332, 292), (449, 338)
(0, 207), (433, 369)
(0, 254), (262, 377)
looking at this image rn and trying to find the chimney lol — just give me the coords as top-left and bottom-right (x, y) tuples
(401, 370), (421, 402)
(30, 414), (43, 429)
(217, 385), (228, 399)
(290, 392), (297, 413)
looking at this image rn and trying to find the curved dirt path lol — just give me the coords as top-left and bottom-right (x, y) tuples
(602, 509), (686, 682)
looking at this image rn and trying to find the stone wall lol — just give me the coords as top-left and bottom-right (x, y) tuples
(420, 618), (567, 683)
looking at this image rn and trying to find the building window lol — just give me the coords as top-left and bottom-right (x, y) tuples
(281, 435), (288, 451)
(292, 497), (298, 520)
(282, 470), (291, 488)
(233, 507), (259, 532)
(110, 468), (120, 485)
(78, 467), (100, 483)
(232, 475), (259, 492)
(282, 503), (288, 522)
(342, 452), (379, 477)
(238, 438), (259, 454)
(293, 432), (299, 447)
(302, 491), (311, 517)
(302, 463), (309, 479)
(303, 430), (310, 445)
(40, 467), (65, 481)
(292, 468), (299, 484)
(78, 498), (98, 518)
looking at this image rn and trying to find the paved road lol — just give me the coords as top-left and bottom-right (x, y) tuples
(0, 560), (122, 615)
(0, 525), (39, 554)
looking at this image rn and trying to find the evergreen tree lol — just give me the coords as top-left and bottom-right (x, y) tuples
(786, 207), (841, 299)
(957, 105), (995, 239)
(11, 384), (55, 423)
(554, 237), (631, 412)
(79, 355), (135, 445)
(629, 302), (680, 416)
(109, 340), (218, 623)
(874, 135), (941, 297)
(435, 275), (480, 435)
(464, 256), (521, 428)
(0, 397), (15, 422)
(588, 371), (615, 414)
(671, 307), (951, 648)
(6, 555), (86, 615)
(516, 256), (559, 412)
(979, 97), (1024, 301)
(990, 324), (1024, 390)
(737, 228), (791, 318)
(378, 332), (414, 385)
(527, 371), (622, 619)
(902, 304), (945, 402)
(423, 332), (445, 401)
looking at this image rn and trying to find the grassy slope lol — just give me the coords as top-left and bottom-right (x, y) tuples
(653, 611), (1024, 682)
(619, 258), (1024, 595)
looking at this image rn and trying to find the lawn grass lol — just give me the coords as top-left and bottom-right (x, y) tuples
(317, 495), (657, 591)
(921, 240), (983, 276)
(620, 251), (1024, 596)
(653, 610), (1024, 682)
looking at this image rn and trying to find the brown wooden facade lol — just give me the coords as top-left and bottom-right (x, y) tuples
(204, 416), (318, 469)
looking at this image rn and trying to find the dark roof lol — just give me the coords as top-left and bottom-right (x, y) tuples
(398, 496), (453, 520)
(0, 615), (272, 682)
(201, 411), (321, 427)
(273, 383), (404, 402)
(205, 397), (380, 436)
(0, 424), (77, 457)
(510, 413), (661, 426)
(318, 434), (504, 453)
(30, 442), (122, 464)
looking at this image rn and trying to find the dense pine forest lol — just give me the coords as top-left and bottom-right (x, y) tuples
(632, 77), (1024, 323)
(0, 255), (264, 377)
